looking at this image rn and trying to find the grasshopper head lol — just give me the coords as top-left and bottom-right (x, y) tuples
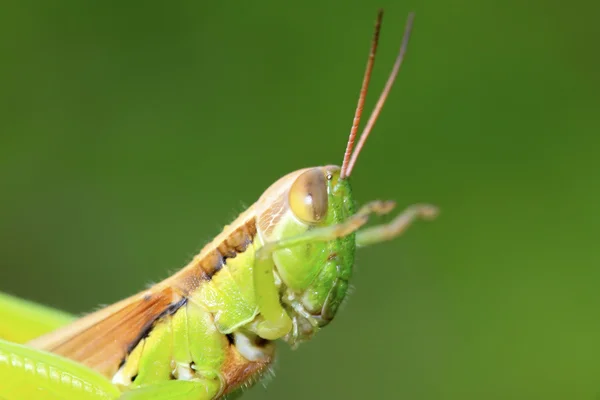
(253, 10), (418, 345)
(255, 165), (356, 345)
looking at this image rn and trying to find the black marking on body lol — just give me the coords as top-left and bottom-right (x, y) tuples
(226, 333), (235, 345)
(123, 297), (189, 360)
(254, 336), (268, 347)
(207, 251), (225, 280)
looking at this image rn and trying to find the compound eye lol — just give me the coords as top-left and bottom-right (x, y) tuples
(288, 168), (328, 224)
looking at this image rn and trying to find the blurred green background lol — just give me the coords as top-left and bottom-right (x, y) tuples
(1, 1), (599, 399)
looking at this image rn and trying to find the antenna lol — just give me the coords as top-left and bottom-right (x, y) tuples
(339, 9), (384, 179)
(342, 12), (416, 178)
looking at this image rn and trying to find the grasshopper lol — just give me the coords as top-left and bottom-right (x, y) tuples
(0, 11), (437, 399)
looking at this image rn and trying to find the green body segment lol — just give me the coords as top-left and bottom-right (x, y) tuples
(0, 339), (120, 400)
(116, 295), (230, 396)
(197, 241), (259, 333)
(0, 293), (119, 400)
